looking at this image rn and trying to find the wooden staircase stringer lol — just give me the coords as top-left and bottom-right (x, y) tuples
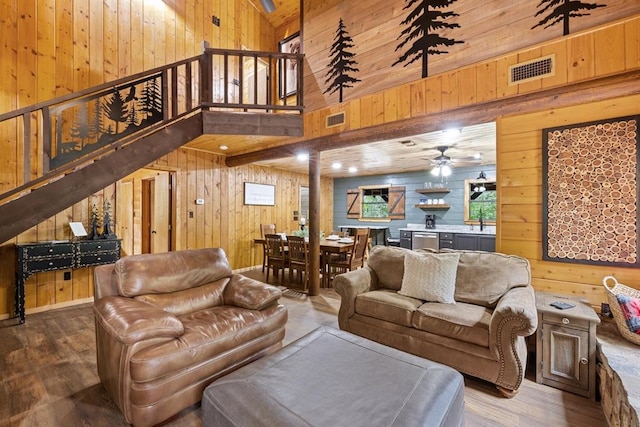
(0, 114), (203, 245)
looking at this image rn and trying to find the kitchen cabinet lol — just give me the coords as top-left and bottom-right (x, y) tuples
(453, 233), (496, 251)
(477, 235), (496, 252)
(399, 230), (412, 249)
(439, 233), (454, 249)
(535, 291), (600, 400)
(454, 234), (477, 250)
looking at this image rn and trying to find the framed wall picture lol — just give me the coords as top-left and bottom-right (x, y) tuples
(244, 182), (275, 206)
(278, 32), (300, 99)
(542, 115), (640, 267)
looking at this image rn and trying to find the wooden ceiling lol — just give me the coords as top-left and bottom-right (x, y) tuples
(252, 122), (496, 178)
(187, 120), (496, 178)
(254, 0), (300, 29)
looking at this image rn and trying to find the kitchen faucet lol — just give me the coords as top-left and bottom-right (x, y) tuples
(479, 209), (484, 231)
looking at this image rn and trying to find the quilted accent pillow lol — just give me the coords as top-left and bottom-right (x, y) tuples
(398, 251), (460, 304)
(616, 294), (640, 334)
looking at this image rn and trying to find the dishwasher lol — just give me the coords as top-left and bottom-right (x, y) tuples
(411, 232), (439, 250)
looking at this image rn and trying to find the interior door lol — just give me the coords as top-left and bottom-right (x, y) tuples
(142, 171), (171, 254)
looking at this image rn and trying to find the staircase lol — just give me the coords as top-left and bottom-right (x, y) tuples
(0, 48), (303, 244)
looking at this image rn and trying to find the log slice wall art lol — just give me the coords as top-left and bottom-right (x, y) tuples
(543, 115), (640, 267)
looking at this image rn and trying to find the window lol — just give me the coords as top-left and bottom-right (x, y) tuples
(362, 188), (389, 218)
(464, 179), (497, 224)
(347, 185), (405, 222)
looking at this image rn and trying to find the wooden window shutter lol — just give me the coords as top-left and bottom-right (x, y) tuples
(347, 188), (360, 218)
(388, 186), (405, 219)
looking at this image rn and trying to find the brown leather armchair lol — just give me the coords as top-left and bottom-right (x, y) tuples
(93, 248), (287, 426)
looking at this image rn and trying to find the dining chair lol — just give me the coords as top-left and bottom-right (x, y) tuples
(326, 228), (370, 286)
(260, 224), (276, 272)
(264, 233), (288, 284)
(286, 235), (308, 290)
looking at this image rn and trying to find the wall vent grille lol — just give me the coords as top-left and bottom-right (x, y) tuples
(326, 112), (346, 128)
(508, 54), (555, 85)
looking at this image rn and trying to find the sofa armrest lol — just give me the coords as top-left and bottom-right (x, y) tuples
(489, 285), (538, 390)
(93, 296), (184, 345)
(490, 285), (538, 340)
(223, 274), (282, 310)
(333, 267), (376, 329)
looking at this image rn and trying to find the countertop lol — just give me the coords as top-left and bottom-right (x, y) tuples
(398, 224), (496, 235)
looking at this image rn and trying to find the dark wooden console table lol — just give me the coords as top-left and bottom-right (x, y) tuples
(14, 239), (121, 324)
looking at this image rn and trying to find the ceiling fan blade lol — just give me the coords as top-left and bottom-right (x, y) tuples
(260, 0), (276, 13)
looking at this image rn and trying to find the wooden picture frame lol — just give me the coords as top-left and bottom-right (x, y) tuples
(244, 182), (275, 206)
(278, 32), (300, 99)
(542, 115), (640, 267)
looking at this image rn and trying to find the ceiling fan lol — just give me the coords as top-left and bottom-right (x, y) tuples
(259, 0), (276, 13)
(426, 146), (481, 177)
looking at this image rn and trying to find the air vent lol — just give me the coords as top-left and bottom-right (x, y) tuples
(326, 112), (346, 128)
(508, 54), (555, 85)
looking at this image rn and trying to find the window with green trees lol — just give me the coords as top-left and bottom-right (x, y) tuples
(464, 179), (497, 224)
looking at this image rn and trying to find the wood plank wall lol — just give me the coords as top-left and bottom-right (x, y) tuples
(497, 93), (640, 309)
(302, 0), (640, 111)
(298, 15), (640, 144)
(0, 0), (283, 318)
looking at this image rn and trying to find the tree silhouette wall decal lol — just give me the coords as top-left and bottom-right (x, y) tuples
(393, 0), (464, 79)
(323, 18), (361, 103)
(532, 0), (606, 36)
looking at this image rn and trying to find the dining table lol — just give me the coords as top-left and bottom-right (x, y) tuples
(253, 236), (355, 288)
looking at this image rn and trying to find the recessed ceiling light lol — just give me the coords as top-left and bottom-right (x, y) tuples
(297, 153), (309, 161)
(474, 153), (481, 159)
(219, 145), (228, 151)
(348, 166), (357, 173)
(443, 128), (461, 142)
(332, 162), (342, 169)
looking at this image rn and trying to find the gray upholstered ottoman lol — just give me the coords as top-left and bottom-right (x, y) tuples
(202, 326), (464, 427)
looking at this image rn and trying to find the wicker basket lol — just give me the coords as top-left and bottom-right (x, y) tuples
(603, 275), (640, 346)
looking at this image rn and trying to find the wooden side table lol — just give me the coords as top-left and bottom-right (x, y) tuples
(535, 291), (600, 400)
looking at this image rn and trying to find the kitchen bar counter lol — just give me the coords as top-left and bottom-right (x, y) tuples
(398, 224), (496, 235)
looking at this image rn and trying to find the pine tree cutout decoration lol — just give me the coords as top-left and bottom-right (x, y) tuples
(101, 201), (116, 239)
(392, 0), (464, 79)
(532, 0), (606, 36)
(323, 18), (361, 103)
(88, 204), (101, 240)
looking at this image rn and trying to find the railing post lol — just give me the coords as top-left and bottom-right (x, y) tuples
(22, 112), (31, 185)
(185, 61), (193, 111)
(161, 70), (169, 121)
(42, 107), (51, 174)
(199, 51), (212, 105)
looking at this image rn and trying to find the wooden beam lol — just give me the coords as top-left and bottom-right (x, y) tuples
(308, 148), (320, 296)
(225, 70), (640, 167)
(0, 115), (203, 245)
(202, 111), (303, 136)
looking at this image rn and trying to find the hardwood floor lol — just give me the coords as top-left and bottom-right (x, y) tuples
(0, 268), (607, 427)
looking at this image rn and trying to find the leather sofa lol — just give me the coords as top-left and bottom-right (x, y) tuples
(92, 248), (287, 426)
(334, 246), (537, 397)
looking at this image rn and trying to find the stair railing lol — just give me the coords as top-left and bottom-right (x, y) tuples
(0, 48), (303, 207)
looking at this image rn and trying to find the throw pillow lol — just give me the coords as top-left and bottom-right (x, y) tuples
(398, 251), (460, 304)
(616, 294), (640, 334)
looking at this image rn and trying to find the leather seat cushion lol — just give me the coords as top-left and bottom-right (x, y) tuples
(130, 304), (285, 382)
(412, 302), (492, 347)
(355, 290), (422, 327)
